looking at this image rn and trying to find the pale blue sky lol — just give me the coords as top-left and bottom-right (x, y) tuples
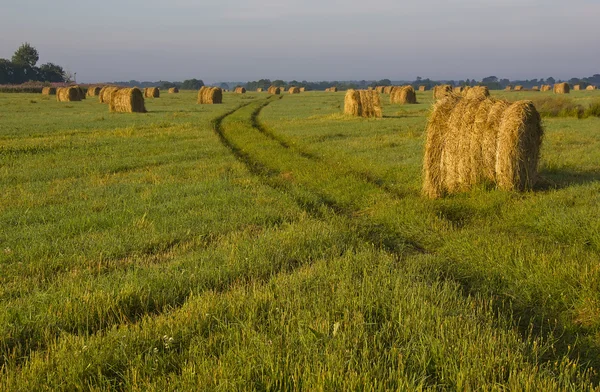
(1, 0), (598, 83)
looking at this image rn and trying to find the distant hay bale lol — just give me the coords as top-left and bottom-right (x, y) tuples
(376, 86), (385, 93)
(280, 87), (286, 92)
(86, 86), (101, 97)
(197, 86), (223, 104)
(505, 86), (513, 91)
(109, 87), (147, 113)
(99, 87), (120, 103)
(234, 87), (246, 94)
(419, 85), (427, 92)
(541, 85), (552, 92)
(168, 87), (179, 93)
(390, 85), (417, 104)
(383, 86), (393, 94)
(423, 95), (543, 198)
(42, 87), (56, 95)
(586, 85), (597, 90)
(268, 86), (281, 94)
(299, 87), (306, 92)
(289, 87), (301, 94)
(144, 87), (160, 98)
(367, 87), (373, 91)
(531, 86), (540, 91)
(56, 87), (81, 102)
(464, 86), (490, 99)
(256, 88), (264, 92)
(344, 89), (382, 118)
(554, 82), (570, 94)
(573, 85), (581, 91)
(433, 85), (453, 100)
(327, 87), (338, 92)
(515, 86), (523, 91)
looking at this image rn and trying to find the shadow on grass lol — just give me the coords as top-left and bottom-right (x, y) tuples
(535, 168), (600, 191)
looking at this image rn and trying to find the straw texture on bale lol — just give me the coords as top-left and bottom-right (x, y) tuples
(587, 85), (597, 90)
(390, 85), (417, 104)
(197, 86), (223, 104)
(464, 86), (490, 99)
(344, 89), (382, 118)
(86, 86), (101, 97)
(554, 83), (570, 94)
(109, 88), (147, 113)
(573, 85), (581, 91)
(267, 86), (281, 94)
(383, 86), (393, 94)
(289, 87), (300, 94)
(376, 86), (385, 93)
(234, 87), (246, 94)
(453, 86), (464, 93)
(56, 87), (81, 102)
(168, 87), (179, 93)
(419, 85), (427, 92)
(99, 87), (120, 103)
(515, 86), (523, 91)
(423, 95), (543, 198)
(42, 87), (56, 95)
(433, 85), (453, 100)
(541, 85), (552, 92)
(144, 87), (160, 98)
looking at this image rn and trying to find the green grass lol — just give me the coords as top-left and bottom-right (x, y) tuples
(1, 90), (600, 390)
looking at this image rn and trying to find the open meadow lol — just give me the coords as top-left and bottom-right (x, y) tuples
(1, 89), (600, 390)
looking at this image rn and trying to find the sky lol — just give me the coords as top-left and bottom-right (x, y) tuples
(1, 0), (599, 83)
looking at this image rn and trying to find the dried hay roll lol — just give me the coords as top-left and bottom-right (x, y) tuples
(573, 85), (581, 91)
(42, 87), (56, 95)
(554, 83), (570, 94)
(454, 86), (464, 93)
(329, 87), (338, 92)
(268, 86), (281, 94)
(367, 87), (373, 91)
(464, 86), (490, 99)
(423, 96), (543, 198)
(56, 87), (81, 102)
(73, 86), (86, 100)
(168, 87), (179, 93)
(299, 87), (306, 92)
(390, 85), (417, 104)
(419, 85), (427, 92)
(541, 85), (552, 92)
(99, 87), (120, 103)
(289, 87), (301, 94)
(376, 86), (385, 93)
(197, 86), (223, 104)
(144, 87), (160, 98)
(86, 86), (101, 97)
(344, 89), (382, 118)
(109, 87), (146, 113)
(234, 87), (246, 94)
(433, 85), (453, 100)
(586, 85), (597, 90)
(505, 86), (513, 91)
(531, 86), (540, 91)
(256, 88), (263, 92)
(515, 85), (523, 91)
(383, 86), (393, 94)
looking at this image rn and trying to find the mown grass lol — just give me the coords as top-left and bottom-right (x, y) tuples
(1, 90), (600, 390)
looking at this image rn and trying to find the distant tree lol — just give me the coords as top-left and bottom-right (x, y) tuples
(219, 82), (229, 90)
(272, 80), (286, 87)
(180, 79), (204, 90)
(12, 43), (39, 67)
(377, 79), (391, 86)
(0, 59), (16, 84)
(546, 77), (556, 85)
(38, 63), (65, 83)
(482, 76), (498, 83)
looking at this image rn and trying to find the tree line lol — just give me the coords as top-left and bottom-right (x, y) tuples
(0, 43), (66, 84)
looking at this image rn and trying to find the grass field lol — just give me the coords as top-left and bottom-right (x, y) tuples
(1, 89), (599, 390)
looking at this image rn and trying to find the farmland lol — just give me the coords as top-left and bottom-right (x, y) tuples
(1, 89), (600, 390)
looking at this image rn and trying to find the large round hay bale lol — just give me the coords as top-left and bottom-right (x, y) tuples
(234, 87), (246, 94)
(268, 86), (281, 94)
(553, 83), (570, 94)
(573, 85), (581, 91)
(390, 85), (417, 104)
(541, 85), (552, 92)
(344, 89), (381, 118)
(256, 88), (263, 92)
(299, 87), (306, 92)
(289, 87), (300, 94)
(514, 85), (523, 91)
(464, 86), (490, 99)
(433, 85), (453, 100)
(505, 86), (513, 91)
(344, 89), (361, 116)
(531, 86), (540, 91)
(423, 96), (543, 197)
(375, 86), (385, 93)
(109, 87), (147, 113)
(383, 86), (393, 94)
(419, 85), (427, 92)
(197, 86), (223, 104)
(586, 85), (597, 91)
(42, 87), (56, 95)
(86, 86), (101, 97)
(328, 86), (338, 92)
(168, 87), (179, 94)
(144, 87), (160, 98)
(99, 87), (120, 103)
(56, 87), (81, 102)
(72, 86), (86, 100)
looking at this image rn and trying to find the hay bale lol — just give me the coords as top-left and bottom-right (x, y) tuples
(423, 96), (543, 197)
(464, 86), (490, 99)
(344, 89), (382, 118)
(454, 86), (464, 93)
(42, 87), (56, 95)
(419, 85), (427, 92)
(256, 88), (263, 92)
(197, 86), (223, 104)
(56, 87), (81, 102)
(328, 87), (338, 92)
(86, 86), (101, 97)
(144, 87), (160, 98)
(383, 86), (393, 94)
(531, 86), (540, 91)
(541, 85), (552, 92)
(390, 85), (417, 104)
(109, 87), (146, 113)
(168, 87), (179, 93)
(72, 86), (86, 100)
(573, 85), (581, 91)
(289, 87), (300, 94)
(376, 86), (385, 93)
(586, 85), (597, 91)
(234, 87), (246, 94)
(268, 86), (281, 94)
(433, 85), (453, 100)
(554, 83), (570, 94)
(515, 85), (523, 91)
(299, 87), (306, 92)
(505, 86), (513, 91)
(99, 87), (120, 103)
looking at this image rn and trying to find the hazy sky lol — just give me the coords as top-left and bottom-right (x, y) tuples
(1, 0), (598, 83)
